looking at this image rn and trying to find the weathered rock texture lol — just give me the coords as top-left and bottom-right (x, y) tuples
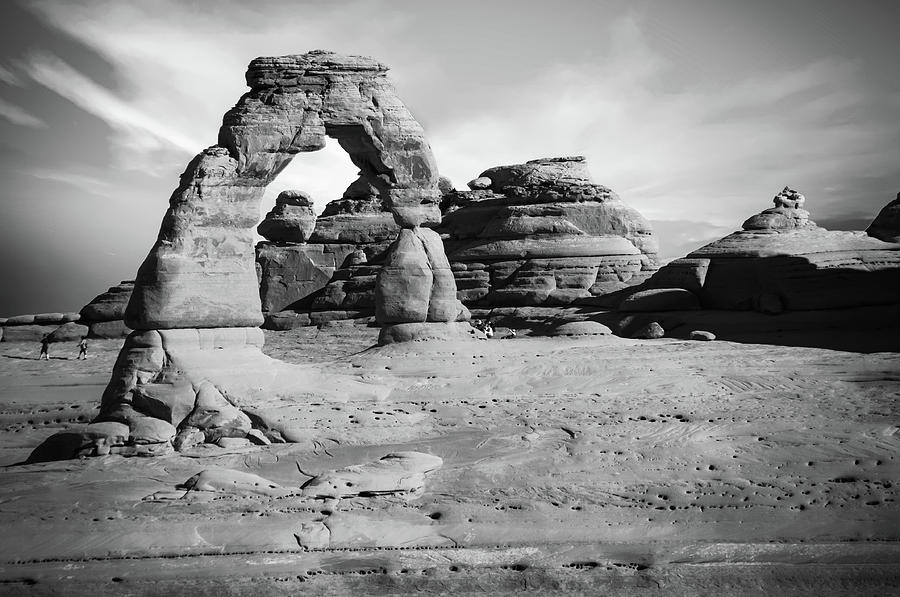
(867, 192), (900, 242)
(0, 312), (81, 343)
(256, 178), (399, 327)
(79, 281), (133, 338)
(637, 188), (900, 312)
(439, 156), (658, 307)
(32, 327), (389, 458)
(257, 190), (317, 242)
(65, 51), (460, 458)
(741, 186), (814, 231)
(125, 50), (448, 331)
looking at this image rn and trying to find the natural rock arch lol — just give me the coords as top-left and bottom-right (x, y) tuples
(125, 51), (456, 331)
(22, 52), (471, 461)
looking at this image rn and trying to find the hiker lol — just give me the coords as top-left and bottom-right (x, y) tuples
(483, 322), (494, 339)
(77, 336), (88, 360)
(39, 336), (50, 360)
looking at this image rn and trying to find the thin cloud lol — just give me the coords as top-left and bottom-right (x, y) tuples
(0, 97), (47, 128)
(0, 64), (23, 86)
(21, 51), (199, 159)
(27, 167), (114, 197)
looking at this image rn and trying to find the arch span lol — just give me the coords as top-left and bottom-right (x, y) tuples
(125, 51), (451, 330)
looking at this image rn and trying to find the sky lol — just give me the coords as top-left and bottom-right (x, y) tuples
(0, 0), (898, 316)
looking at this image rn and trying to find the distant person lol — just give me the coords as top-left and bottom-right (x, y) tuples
(483, 323), (494, 339)
(77, 337), (88, 360)
(39, 336), (50, 360)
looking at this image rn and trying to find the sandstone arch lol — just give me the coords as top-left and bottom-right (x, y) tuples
(125, 51), (452, 330)
(30, 52), (471, 459)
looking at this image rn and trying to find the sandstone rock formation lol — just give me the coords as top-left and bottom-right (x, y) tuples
(741, 186), (814, 230)
(440, 156), (658, 307)
(867, 192), (900, 242)
(300, 451), (443, 499)
(79, 281), (134, 338)
(126, 50), (447, 331)
(46, 51), (461, 459)
(636, 188), (900, 312)
(256, 190), (317, 242)
(0, 312), (81, 343)
(256, 178), (399, 327)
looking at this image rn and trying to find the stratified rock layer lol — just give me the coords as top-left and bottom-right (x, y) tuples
(256, 177), (399, 325)
(741, 186), (815, 231)
(440, 156), (658, 307)
(126, 50), (446, 330)
(257, 190), (316, 243)
(78, 281), (134, 338)
(639, 188), (900, 312)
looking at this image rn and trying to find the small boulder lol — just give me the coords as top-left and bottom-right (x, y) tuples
(173, 427), (206, 452)
(257, 190), (317, 243)
(689, 330), (716, 341)
(76, 421), (130, 456)
(183, 381), (251, 441)
(632, 321), (665, 339)
(130, 417), (177, 444)
(467, 176), (492, 190)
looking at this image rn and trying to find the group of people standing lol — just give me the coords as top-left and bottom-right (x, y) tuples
(471, 319), (517, 340)
(38, 336), (88, 361)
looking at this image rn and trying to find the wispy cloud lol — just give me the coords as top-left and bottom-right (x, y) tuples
(20, 2), (900, 232)
(21, 51), (199, 161)
(27, 167), (114, 196)
(0, 97), (47, 128)
(0, 64), (23, 86)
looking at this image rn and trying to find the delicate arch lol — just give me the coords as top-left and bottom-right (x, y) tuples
(125, 51), (445, 330)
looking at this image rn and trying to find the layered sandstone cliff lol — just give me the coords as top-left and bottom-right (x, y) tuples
(439, 156), (658, 307)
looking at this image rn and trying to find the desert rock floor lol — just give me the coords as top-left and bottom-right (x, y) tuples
(0, 322), (898, 595)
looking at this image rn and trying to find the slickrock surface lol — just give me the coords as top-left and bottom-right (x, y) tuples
(0, 325), (898, 595)
(440, 156), (658, 307)
(635, 188), (900, 312)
